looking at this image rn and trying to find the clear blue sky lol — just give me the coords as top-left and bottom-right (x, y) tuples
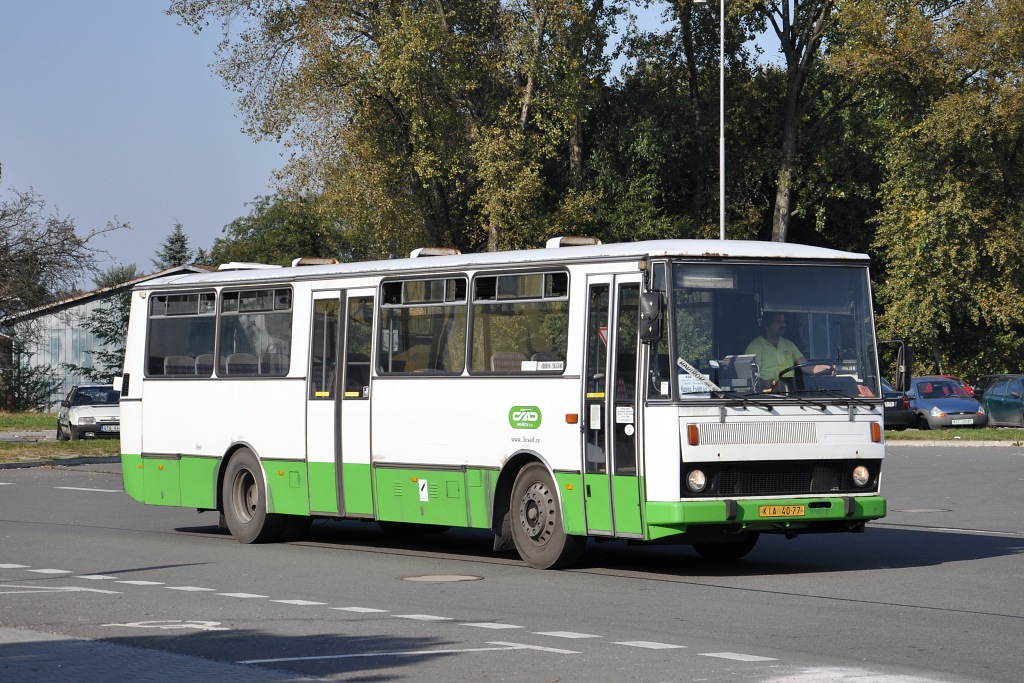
(0, 2), (693, 287)
(0, 1), (283, 282)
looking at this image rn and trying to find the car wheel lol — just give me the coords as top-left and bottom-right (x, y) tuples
(69, 426), (81, 441)
(56, 422), (67, 441)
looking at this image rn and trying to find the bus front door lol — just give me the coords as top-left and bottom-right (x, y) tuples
(306, 289), (375, 517)
(582, 275), (644, 538)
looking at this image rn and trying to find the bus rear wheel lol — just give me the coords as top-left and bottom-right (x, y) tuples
(222, 448), (286, 544)
(693, 533), (760, 561)
(510, 463), (584, 570)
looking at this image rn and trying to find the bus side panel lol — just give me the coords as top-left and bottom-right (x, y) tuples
(373, 467), (471, 526)
(143, 458), (180, 506)
(121, 453), (144, 502)
(308, 461), (338, 513)
(553, 472), (586, 535)
(179, 456), (219, 509)
(263, 460), (311, 515)
(342, 462), (373, 515)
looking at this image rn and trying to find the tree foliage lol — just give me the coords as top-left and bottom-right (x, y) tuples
(0, 188), (124, 317)
(152, 223), (196, 270)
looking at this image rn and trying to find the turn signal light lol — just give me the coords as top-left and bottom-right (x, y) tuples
(870, 422), (882, 443)
(687, 424), (700, 446)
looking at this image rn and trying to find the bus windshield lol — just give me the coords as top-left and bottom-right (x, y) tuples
(664, 262), (879, 400)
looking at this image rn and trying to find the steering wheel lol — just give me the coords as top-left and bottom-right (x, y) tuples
(774, 362), (835, 391)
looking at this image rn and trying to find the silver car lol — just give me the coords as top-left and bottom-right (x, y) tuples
(56, 385), (121, 441)
(908, 377), (987, 430)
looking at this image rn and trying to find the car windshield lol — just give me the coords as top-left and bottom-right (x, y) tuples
(916, 380), (969, 399)
(657, 261), (880, 401)
(72, 388), (120, 406)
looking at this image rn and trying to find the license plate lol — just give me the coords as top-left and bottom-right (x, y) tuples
(950, 419), (974, 425)
(100, 425), (120, 433)
(758, 505), (805, 517)
(884, 401), (896, 408)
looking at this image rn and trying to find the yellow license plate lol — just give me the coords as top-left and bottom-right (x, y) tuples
(758, 505), (806, 517)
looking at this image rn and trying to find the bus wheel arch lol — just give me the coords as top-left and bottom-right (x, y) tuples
(496, 455), (585, 569)
(219, 445), (286, 544)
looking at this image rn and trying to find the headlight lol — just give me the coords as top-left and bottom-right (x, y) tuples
(977, 405), (986, 415)
(929, 406), (946, 418)
(686, 469), (707, 493)
(78, 417), (96, 425)
(852, 465), (871, 487)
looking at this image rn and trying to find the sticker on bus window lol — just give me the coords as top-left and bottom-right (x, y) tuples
(615, 406), (634, 424)
(679, 378), (712, 396)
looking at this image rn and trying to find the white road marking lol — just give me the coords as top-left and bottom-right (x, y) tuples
(332, 606), (388, 613)
(701, 652), (778, 662)
(533, 631), (602, 639)
(763, 667), (950, 682)
(27, 568), (72, 574)
(117, 580), (164, 586)
(615, 641), (686, 649)
(0, 564), (29, 569)
(217, 592), (268, 599)
(54, 487), (122, 493)
(0, 584), (121, 595)
(238, 640), (579, 664)
(272, 599), (327, 606)
(105, 620), (229, 632)
(166, 586), (216, 592)
(461, 622), (524, 630)
(0, 483), (13, 486)
(76, 575), (118, 580)
(395, 614), (452, 621)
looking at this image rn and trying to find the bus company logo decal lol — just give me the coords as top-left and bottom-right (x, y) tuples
(508, 406), (542, 429)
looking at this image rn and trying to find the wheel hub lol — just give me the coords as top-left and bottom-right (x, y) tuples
(518, 482), (553, 543)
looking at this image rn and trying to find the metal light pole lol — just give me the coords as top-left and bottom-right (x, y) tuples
(718, 0), (725, 240)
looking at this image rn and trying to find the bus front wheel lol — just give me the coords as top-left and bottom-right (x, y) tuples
(510, 463), (584, 569)
(222, 448), (286, 544)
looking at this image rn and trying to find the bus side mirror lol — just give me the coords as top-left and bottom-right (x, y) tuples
(894, 343), (913, 392)
(639, 292), (663, 343)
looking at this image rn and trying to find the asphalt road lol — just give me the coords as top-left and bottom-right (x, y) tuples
(1, 445), (1022, 682)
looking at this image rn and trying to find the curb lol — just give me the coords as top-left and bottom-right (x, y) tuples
(0, 456), (122, 470)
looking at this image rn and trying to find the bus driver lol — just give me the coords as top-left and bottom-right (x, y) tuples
(745, 312), (827, 388)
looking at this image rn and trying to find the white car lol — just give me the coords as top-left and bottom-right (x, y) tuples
(56, 385), (121, 441)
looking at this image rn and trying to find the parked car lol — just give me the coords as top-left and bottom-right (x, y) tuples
(907, 377), (987, 430)
(881, 378), (914, 430)
(979, 374), (1024, 427)
(56, 384), (121, 441)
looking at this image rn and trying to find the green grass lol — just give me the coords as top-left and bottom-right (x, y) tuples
(0, 412), (120, 464)
(885, 426), (1024, 442)
(0, 412), (58, 431)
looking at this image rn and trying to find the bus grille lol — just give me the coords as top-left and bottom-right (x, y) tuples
(698, 422), (817, 445)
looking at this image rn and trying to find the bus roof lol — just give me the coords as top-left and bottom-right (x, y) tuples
(135, 239), (869, 290)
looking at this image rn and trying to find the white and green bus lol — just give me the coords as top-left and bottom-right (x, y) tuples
(117, 238), (908, 569)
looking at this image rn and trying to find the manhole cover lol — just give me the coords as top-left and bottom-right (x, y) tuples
(402, 575), (483, 583)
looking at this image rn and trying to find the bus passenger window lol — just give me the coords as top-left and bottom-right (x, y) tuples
(145, 292), (215, 377)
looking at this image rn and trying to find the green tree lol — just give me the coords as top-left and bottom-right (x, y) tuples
(833, 0), (1024, 379)
(170, 0), (619, 255)
(0, 338), (61, 412)
(208, 194), (351, 266)
(152, 223), (195, 270)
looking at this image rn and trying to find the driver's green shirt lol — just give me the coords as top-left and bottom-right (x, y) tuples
(745, 335), (803, 381)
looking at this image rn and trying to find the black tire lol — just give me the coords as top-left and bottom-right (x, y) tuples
(693, 533), (760, 561)
(221, 448), (286, 544)
(69, 426), (80, 441)
(510, 462), (585, 569)
(56, 422), (68, 442)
